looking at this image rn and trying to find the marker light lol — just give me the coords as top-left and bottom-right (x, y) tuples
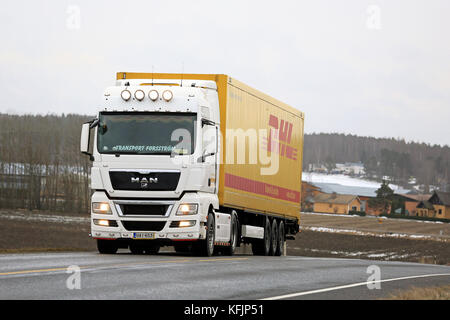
(149, 90), (159, 101)
(134, 90), (145, 101)
(121, 89), (132, 101)
(92, 202), (112, 214)
(162, 90), (173, 102)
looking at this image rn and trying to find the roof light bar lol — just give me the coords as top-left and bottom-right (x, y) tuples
(121, 89), (132, 101)
(162, 90), (173, 102)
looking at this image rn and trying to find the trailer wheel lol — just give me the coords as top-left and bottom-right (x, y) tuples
(97, 239), (118, 254)
(270, 219), (278, 256)
(224, 211), (239, 256)
(252, 216), (271, 256)
(275, 221), (285, 256)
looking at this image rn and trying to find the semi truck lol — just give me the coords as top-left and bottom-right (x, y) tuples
(80, 72), (304, 256)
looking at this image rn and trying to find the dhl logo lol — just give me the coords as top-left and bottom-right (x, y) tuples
(264, 114), (298, 160)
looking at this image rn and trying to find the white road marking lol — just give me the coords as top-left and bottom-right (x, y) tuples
(261, 273), (450, 300)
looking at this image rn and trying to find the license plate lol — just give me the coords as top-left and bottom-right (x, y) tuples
(133, 232), (155, 239)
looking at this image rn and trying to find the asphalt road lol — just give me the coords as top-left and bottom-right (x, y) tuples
(0, 250), (449, 300)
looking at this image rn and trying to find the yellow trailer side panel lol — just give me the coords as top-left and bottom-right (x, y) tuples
(220, 78), (303, 221)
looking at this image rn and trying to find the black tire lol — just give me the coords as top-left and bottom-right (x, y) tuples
(252, 216), (271, 256)
(224, 211), (239, 256)
(97, 239), (118, 254)
(275, 221), (285, 256)
(129, 243), (145, 255)
(263, 217), (272, 256)
(270, 219), (278, 256)
(194, 212), (215, 257)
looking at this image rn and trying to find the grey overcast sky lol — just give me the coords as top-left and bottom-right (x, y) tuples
(1, 0), (449, 146)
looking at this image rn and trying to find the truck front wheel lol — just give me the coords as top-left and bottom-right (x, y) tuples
(224, 211), (239, 256)
(194, 212), (215, 257)
(97, 239), (118, 254)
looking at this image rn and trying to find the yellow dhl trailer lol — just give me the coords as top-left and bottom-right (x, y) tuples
(81, 72), (304, 256)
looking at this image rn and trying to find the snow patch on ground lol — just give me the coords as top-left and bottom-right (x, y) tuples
(302, 172), (408, 192)
(296, 248), (418, 261)
(302, 225), (435, 240)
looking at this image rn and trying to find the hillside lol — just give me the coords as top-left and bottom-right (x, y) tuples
(303, 133), (450, 191)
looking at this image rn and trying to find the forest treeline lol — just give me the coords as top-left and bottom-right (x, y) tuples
(0, 113), (92, 213)
(304, 133), (450, 190)
(0, 114), (449, 213)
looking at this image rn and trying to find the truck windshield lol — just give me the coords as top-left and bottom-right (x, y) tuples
(97, 112), (196, 155)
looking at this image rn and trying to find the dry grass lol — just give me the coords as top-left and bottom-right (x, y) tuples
(301, 212), (450, 240)
(385, 285), (450, 300)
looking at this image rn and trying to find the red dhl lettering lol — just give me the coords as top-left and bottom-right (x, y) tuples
(266, 114), (298, 160)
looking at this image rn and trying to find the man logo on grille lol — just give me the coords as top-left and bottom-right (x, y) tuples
(131, 177), (158, 188)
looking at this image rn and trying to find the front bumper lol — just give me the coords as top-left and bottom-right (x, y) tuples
(90, 191), (207, 241)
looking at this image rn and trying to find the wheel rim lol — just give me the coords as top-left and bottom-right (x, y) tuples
(272, 222), (278, 253)
(278, 223), (285, 255)
(207, 216), (214, 255)
(265, 222), (271, 254)
(231, 219), (237, 251)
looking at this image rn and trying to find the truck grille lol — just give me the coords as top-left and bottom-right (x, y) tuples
(121, 221), (166, 231)
(120, 204), (169, 216)
(109, 171), (180, 191)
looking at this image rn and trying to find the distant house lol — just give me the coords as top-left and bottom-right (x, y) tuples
(335, 162), (365, 175)
(398, 194), (431, 216)
(415, 191), (450, 220)
(304, 181), (384, 215)
(425, 191), (450, 220)
(416, 200), (435, 218)
(312, 193), (361, 215)
(301, 181), (322, 211)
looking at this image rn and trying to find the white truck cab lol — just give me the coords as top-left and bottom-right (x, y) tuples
(81, 79), (226, 256)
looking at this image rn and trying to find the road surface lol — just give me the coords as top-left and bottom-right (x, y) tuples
(0, 251), (449, 300)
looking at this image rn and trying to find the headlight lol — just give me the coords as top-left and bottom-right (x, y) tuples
(176, 204), (198, 216)
(92, 202), (112, 214)
(149, 90), (159, 101)
(134, 90), (145, 101)
(121, 89), (132, 101)
(162, 90), (173, 102)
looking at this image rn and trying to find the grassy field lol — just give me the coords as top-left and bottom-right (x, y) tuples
(385, 285), (450, 300)
(300, 212), (450, 241)
(0, 209), (94, 253)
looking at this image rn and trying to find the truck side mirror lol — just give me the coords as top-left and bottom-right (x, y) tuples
(80, 123), (94, 160)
